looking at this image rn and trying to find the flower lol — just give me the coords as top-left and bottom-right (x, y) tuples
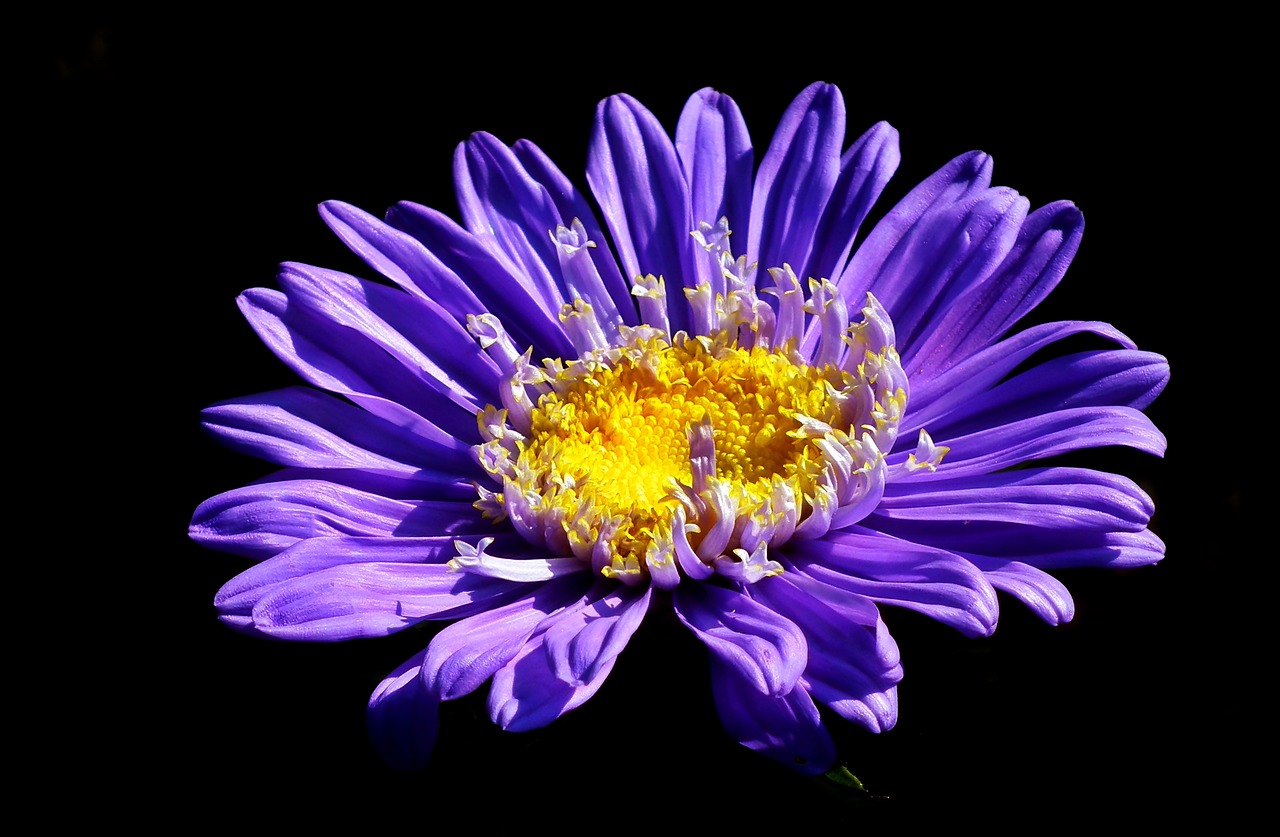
(191, 81), (1168, 774)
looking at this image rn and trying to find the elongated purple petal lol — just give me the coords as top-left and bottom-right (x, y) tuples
(914, 406), (1167, 477)
(384, 200), (574, 358)
(804, 120), (900, 295)
(837, 150), (993, 307)
(276, 262), (497, 419)
(673, 582), (807, 697)
(905, 350), (1170, 444)
(250, 466), (476, 503)
(864, 517), (1166, 570)
(709, 658), (836, 775)
(905, 200), (1085, 380)
(201, 387), (475, 475)
(238, 287), (477, 444)
(191, 479), (487, 560)
(866, 187), (1030, 358)
(422, 574), (594, 701)
(967, 557), (1075, 625)
(907, 319), (1140, 426)
(786, 527), (1000, 638)
(225, 540), (533, 640)
(454, 132), (569, 311)
(748, 82), (844, 283)
(879, 467), (1154, 533)
(544, 584), (652, 686)
(368, 648), (440, 771)
(319, 200), (488, 325)
(510, 139), (635, 322)
(588, 93), (698, 334)
(214, 534), (471, 613)
(676, 86), (754, 285)
(488, 607), (621, 732)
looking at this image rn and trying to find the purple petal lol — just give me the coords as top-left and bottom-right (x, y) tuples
(250, 466), (476, 503)
(319, 200), (488, 325)
(673, 582), (807, 697)
(837, 150), (993, 307)
(510, 139), (635, 322)
(709, 658), (835, 775)
(865, 186), (1030, 358)
(200, 386), (474, 475)
(587, 93), (697, 334)
(676, 86), (754, 278)
(904, 349), (1170, 445)
(750, 576), (901, 733)
(384, 200), (574, 358)
(275, 262), (497, 417)
(967, 557), (1075, 625)
(190, 479), (486, 560)
(913, 406), (1167, 477)
(238, 287), (477, 444)
(804, 120), (900, 296)
(748, 81), (844, 281)
(907, 319), (1140, 427)
(454, 132), (569, 311)
(905, 201), (1085, 380)
(367, 648), (439, 771)
(785, 527), (999, 638)
(422, 574), (594, 701)
(544, 584), (652, 686)
(224, 538), (532, 640)
(214, 534), (467, 613)
(865, 516), (1166, 570)
(488, 609), (620, 732)
(879, 467), (1154, 533)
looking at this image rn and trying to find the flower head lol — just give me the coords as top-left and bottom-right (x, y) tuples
(191, 82), (1168, 774)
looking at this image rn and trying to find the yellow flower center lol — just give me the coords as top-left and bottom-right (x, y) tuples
(522, 330), (849, 562)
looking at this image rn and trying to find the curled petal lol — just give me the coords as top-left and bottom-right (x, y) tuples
(544, 584), (653, 686)
(674, 583), (807, 696)
(786, 527), (999, 638)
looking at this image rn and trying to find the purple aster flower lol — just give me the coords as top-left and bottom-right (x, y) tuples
(190, 81), (1168, 776)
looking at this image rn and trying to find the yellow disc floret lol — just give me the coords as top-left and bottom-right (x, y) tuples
(513, 329), (851, 566)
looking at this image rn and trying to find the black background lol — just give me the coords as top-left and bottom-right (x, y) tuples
(43, 16), (1254, 829)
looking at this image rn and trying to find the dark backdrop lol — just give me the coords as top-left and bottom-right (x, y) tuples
(45, 17), (1251, 829)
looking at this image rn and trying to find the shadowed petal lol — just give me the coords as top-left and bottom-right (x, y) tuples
(368, 649), (439, 771)
(912, 406), (1167, 478)
(384, 200), (574, 357)
(709, 658), (836, 775)
(222, 537), (533, 640)
(904, 349), (1170, 444)
(837, 150), (993, 307)
(907, 319), (1140, 426)
(967, 557), (1075, 625)
(879, 467), (1155, 533)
